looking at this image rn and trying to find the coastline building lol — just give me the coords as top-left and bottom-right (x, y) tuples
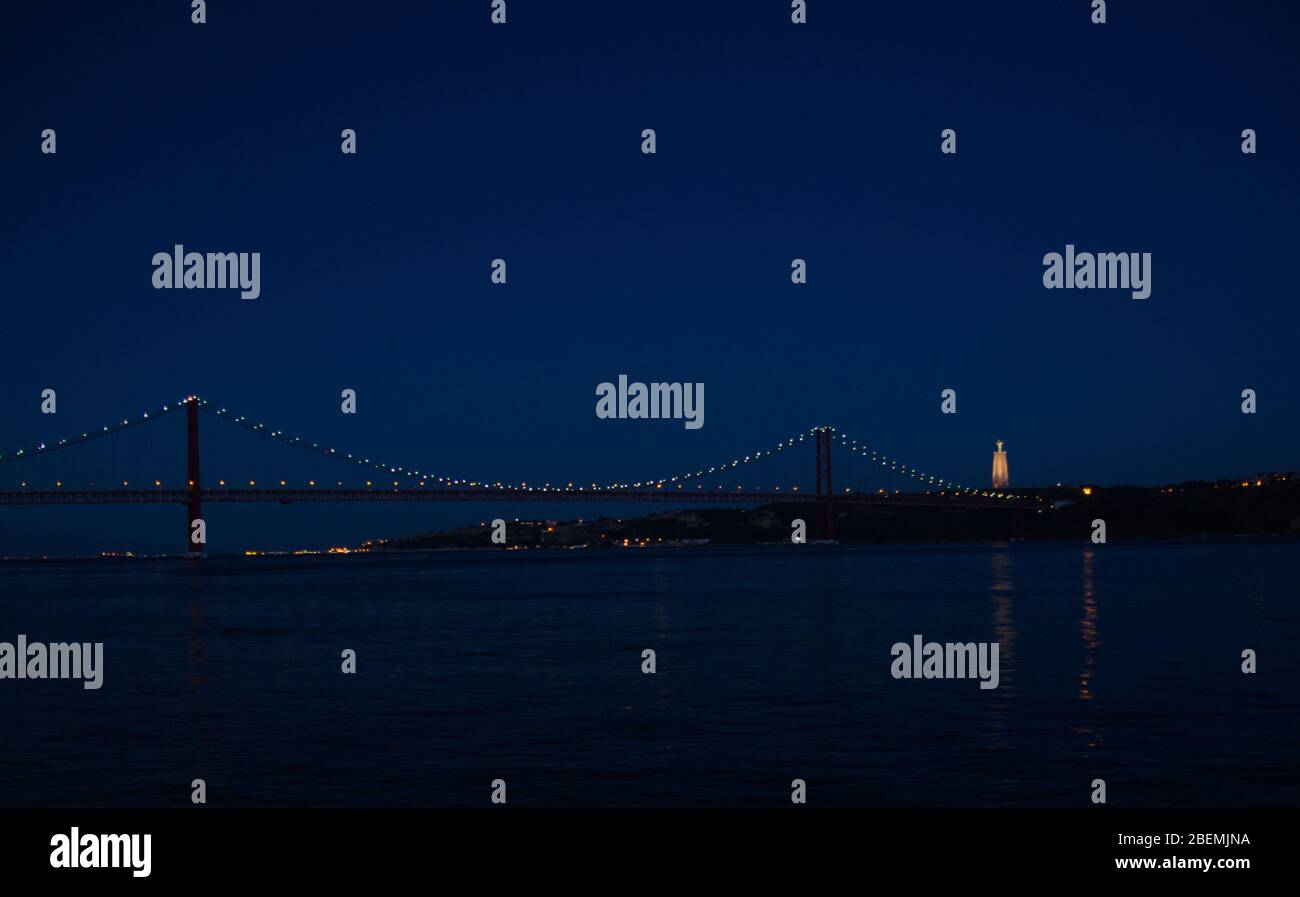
(992, 440), (1009, 489)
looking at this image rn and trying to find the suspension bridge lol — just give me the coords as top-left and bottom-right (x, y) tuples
(0, 396), (1039, 552)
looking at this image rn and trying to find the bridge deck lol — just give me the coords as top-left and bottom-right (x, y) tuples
(0, 488), (1040, 511)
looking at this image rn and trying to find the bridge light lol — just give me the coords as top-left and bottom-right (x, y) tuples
(219, 480), (225, 486)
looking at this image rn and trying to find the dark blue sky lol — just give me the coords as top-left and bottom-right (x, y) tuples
(2, 1), (1298, 553)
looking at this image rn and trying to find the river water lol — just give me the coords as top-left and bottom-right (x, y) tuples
(1, 540), (1295, 806)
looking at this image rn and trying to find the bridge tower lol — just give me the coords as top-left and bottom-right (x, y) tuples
(186, 397), (205, 558)
(814, 426), (833, 540)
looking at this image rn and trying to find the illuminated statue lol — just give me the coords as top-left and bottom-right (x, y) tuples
(992, 440), (1009, 489)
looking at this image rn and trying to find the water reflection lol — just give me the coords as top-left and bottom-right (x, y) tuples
(1075, 547), (1103, 753)
(986, 547), (1018, 757)
(990, 548), (1016, 699)
(1079, 548), (1099, 701)
(185, 572), (208, 688)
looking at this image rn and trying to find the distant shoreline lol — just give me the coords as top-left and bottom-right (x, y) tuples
(4, 476), (1296, 562)
(371, 476), (1300, 553)
(3, 533), (1299, 565)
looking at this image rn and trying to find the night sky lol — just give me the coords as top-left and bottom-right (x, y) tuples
(2, 1), (1298, 554)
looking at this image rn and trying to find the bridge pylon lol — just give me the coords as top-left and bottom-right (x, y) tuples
(814, 426), (833, 540)
(185, 397), (205, 558)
